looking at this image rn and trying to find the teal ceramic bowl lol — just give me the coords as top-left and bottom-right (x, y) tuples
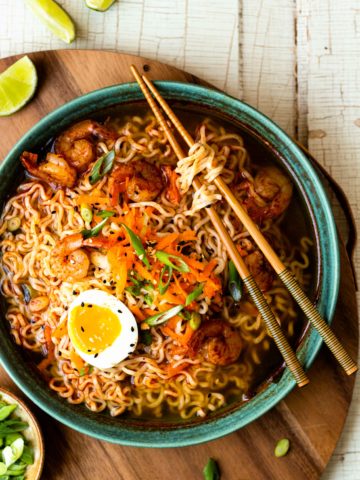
(0, 82), (339, 447)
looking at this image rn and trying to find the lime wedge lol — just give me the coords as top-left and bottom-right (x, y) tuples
(25, 0), (75, 44)
(85, 0), (116, 11)
(0, 56), (37, 117)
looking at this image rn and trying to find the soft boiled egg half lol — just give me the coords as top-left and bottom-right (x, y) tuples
(68, 289), (138, 369)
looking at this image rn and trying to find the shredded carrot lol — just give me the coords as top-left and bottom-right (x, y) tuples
(52, 319), (67, 339)
(162, 291), (184, 305)
(76, 193), (110, 206)
(134, 261), (154, 283)
(107, 246), (128, 296)
(203, 258), (217, 277)
(156, 232), (179, 250)
(178, 322), (195, 345)
(167, 362), (191, 377)
(129, 305), (146, 322)
(70, 350), (85, 371)
(178, 231), (196, 242)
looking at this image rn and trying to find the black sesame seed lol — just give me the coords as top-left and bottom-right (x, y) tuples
(81, 302), (85, 307)
(72, 290), (76, 295)
(117, 309), (122, 313)
(95, 202), (100, 206)
(110, 231), (114, 234)
(130, 343), (135, 347)
(88, 304), (93, 308)
(81, 326), (84, 332)
(131, 326), (135, 332)
(103, 280), (106, 284)
(74, 206), (79, 212)
(51, 210), (56, 214)
(58, 351), (62, 356)
(117, 236), (121, 241)
(88, 349), (91, 352)
(94, 353), (98, 358)
(64, 306), (68, 311)
(128, 352), (132, 355)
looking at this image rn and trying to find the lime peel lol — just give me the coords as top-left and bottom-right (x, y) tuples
(0, 56), (37, 117)
(25, 0), (75, 44)
(85, 0), (116, 11)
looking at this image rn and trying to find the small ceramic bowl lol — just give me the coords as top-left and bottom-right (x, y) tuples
(0, 82), (339, 447)
(0, 388), (44, 479)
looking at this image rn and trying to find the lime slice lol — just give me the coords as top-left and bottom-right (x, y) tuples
(85, 0), (116, 11)
(0, 56), (37, 117)
(25, 0), (75, 44)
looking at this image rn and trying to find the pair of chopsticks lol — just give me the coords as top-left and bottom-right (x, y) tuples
(130, 65), (357, 386)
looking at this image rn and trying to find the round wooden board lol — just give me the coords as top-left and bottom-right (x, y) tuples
(0, 50), (357, 480)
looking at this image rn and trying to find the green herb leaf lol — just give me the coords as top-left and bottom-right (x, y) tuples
(185, 283), (204, 306)
(121, 223), (150, 268)
(274, 438), (290, 457)
(0, 421), (28, 436)
(89, 150), (115, 185)
(203, 458), (220, 480)
(4, 434), (22, 447)
(140, 331), (152, 346)
(81, 218), (108, 239)
(158, 265), (173, 295)
(144, 305), (184, 327)
(155, 251), (189, 273)
(228, 260), (242, 302)
(97, 210), (115, 219)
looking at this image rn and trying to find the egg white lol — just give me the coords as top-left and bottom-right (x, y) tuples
(68, 289), (138, 369)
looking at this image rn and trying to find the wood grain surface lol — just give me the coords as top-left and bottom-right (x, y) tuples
(0, 50), (357, 480)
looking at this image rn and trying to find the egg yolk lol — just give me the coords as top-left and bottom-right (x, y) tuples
(68, 304), (121, 355)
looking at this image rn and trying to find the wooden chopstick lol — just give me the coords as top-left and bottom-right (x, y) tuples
(141, 73), (358, 376)
(130, 64), (309, 388)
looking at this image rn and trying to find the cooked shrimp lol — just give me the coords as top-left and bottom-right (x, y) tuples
(242, 166), (293, 221)
(51, 233), (90, 281)
(188, 320), (242, 366)
(20, 152), (77, 188)
(109, 160), (164, 204)
(244, 250), (274, 292)
(55, 120), (118, 172)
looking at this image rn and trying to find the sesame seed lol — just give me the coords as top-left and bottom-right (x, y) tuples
(110, 231), (114, 234)
(103, 280), (106, 284)
(51, 210), (56, 214)
(81, 302), (85, 307)
(88, 304), (93, 308)
(88, 349), (91, 352)
(117, 236), (121, 241)
(131, 327), (134, 332)
(130, 343), (135, 347)
(94, 353), (98, 358)
(58, 351), (62, 356)
(81, 326), (84, 332)
(117, 309), (122, 313)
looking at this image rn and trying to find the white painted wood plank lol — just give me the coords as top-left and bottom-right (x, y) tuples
(301, 1), (360, 477)
(241, 0), (297, 136)
(0, 0), (239, 97)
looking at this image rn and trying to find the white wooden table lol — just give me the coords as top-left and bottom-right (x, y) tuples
(0, 1), (359, 478)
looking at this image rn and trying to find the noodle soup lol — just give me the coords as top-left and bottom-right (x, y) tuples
(0, 107), (314, 422)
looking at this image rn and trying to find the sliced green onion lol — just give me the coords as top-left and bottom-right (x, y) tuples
(81, 218), (108, 239)
(178, 310), (191, 321)
(144, 305), (184, 327)
(5, 433), (22, 447)
(97, 210), (115, 219)
(203, 458), (220, 480)
(20, 444), (34, 465)
(155, 251), (189, 273)
(0, 405), (16, 422)
(121, 223), (150, 268)
(158, 265), (173, 295)
(189, 312), (201, 330)
(80, 203), (93, 223)
(7, 217), (21, 232)
(228, 260), (243, 302)
(185, 283), (204, 306)
(0, 420), (28, 436)
(274, 438), (290, 457)
(89, 150), (115, 184)
(0, 462), (6, 475)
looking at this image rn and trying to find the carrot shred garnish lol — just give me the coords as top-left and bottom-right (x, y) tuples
(156, 232), (179, 250)
(70, 350), (85, 371)
(163, 165), (181, 205)
(129, 305), (146, 322)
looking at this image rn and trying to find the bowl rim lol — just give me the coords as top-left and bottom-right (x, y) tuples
(0, 387), (44, 479)
(0, 81), (340, 447)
